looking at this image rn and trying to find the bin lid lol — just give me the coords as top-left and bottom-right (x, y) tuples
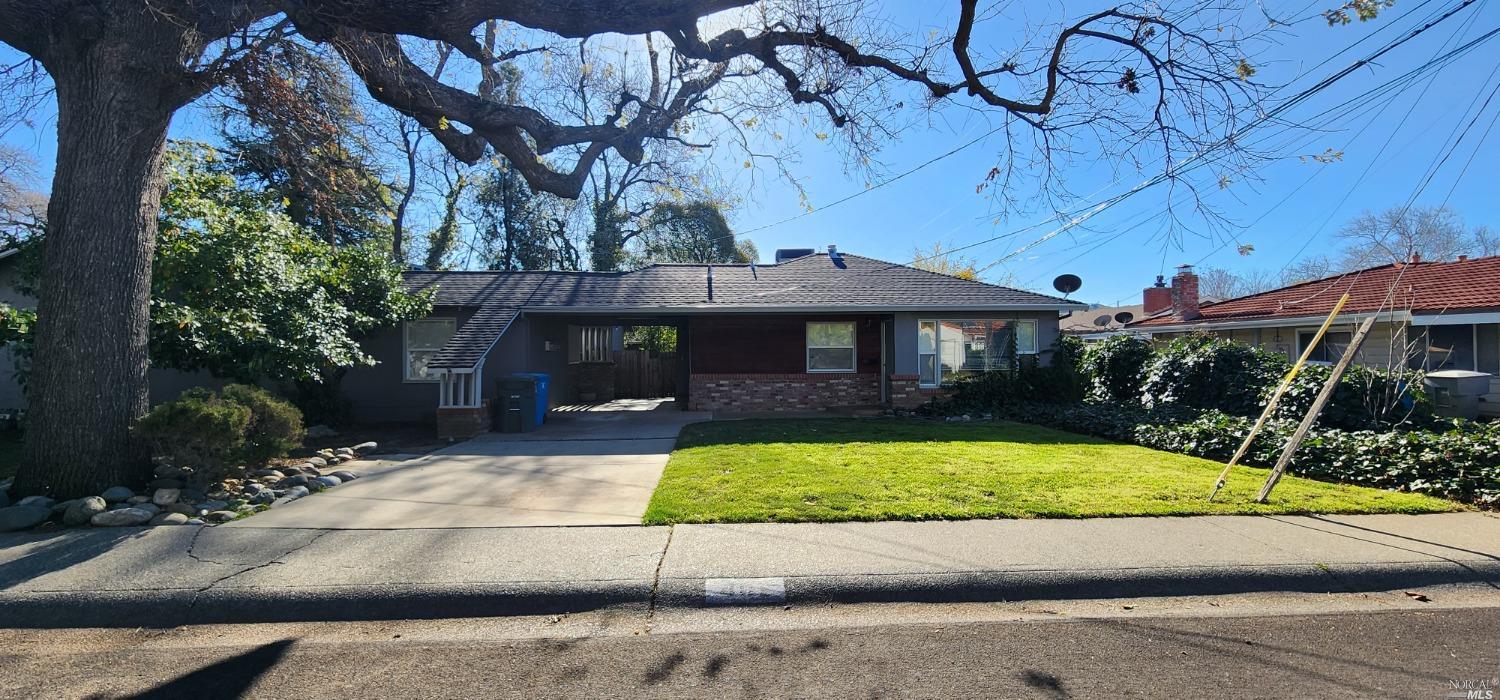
(1426, 370), (1491, 378)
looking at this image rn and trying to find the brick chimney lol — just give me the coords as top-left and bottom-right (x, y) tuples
(1170, 264), (1200, 321)
(1142, 275), (1172, 315)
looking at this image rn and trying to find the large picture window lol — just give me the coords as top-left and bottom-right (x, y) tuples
(405, 318), (457, 381)
(918, 319), (1038, 387)
(807, 321), (857, 372)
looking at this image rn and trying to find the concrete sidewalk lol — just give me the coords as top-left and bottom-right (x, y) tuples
(1, 512), (1496, 627)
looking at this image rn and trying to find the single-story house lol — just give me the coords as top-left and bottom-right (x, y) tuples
(0, 246), (1083, 435)
(1059, 303), (1148, 341)
(340, 247), (1084, 435)
(1127, 257), (1500, 416)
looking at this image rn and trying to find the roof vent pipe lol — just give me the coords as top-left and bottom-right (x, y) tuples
(827, 244), (841, 262)
(706, 265), (714, 302)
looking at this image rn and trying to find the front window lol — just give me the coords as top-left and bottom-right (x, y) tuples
(918, 319), (1038, 387)
(807, 321), (857, 372)
(1298, 329), (1353, 364)
(578, 326), (613, 362)
(405, 318), (456, 381)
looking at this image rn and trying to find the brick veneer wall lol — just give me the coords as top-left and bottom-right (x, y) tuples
(436, 404), (491, 439)
(689, 373), (880, 412)
(888, 373), (951, 410)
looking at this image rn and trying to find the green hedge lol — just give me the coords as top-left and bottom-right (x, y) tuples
(993, 402), (1498, 506)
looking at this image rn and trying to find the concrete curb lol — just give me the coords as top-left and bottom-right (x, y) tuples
(5, 559), (1497, 629)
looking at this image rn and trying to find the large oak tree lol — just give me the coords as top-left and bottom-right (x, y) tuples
(1, 0), (1257, 497)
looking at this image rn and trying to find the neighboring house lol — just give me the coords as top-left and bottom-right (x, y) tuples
(342, 247), (1083, 436)
(1060, 303), (1148, 341)
(1127, 257), (1500, 416)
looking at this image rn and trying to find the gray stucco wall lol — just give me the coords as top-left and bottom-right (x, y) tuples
(891, 310), (1064, 375)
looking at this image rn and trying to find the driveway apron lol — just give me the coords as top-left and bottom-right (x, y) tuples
(229, 404), (710, 529)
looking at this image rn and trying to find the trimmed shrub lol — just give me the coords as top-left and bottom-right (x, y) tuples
(134, 389), (252, 482)
(1140, 335), (1286, 415)
(221, 384), (305, 465)
(1078, 334), (1154, 403)
(945, 338), (1087, 412)
(135, 384), (304, 484)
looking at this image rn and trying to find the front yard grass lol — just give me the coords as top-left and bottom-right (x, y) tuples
(642, 418), (1462, 524)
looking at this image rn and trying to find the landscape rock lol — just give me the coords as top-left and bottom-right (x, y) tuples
(204, 510), (239, 523)
(195, 499), (228, 513)
(127, 495), (152, 505)
(351, 441), (378, 454)
(186, 518), (205, 525)
(0, 505), (51, 532)
(335, 446), (355, 456)
(271, 485), (310, 507)
(100, 486), (134, 503)
(90, 507), (153, 527)
(312, 475), (342, 489)
(280, 475), (309, 488)
(147, 478), (184, 491)
(179, 488), (208, 503)
(250, 468), (283, 478)
(306, 424), (338, 439)
(135, 503), (161, 517)
(249, 490), (276, 505)
(150, 512), (190, 526)
(306, 457), (328, 468)
(330, 470), (358, 482)
(63, 497), (108, 527)
(15, 495), (55, 510)
(152, 488), (181, 506)
(50, 498), (80, 515)
(165, 502), (197, 516)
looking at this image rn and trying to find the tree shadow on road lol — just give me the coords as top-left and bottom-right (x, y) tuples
(121, 639), (293, 699)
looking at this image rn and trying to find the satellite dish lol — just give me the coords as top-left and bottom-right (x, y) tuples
(1113, 311), (1135, 324)
(1092, 315), (1112, 327)
(1052, 274), (1083, 295)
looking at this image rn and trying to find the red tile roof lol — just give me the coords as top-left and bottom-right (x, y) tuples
(1131, 255), (1500, 328)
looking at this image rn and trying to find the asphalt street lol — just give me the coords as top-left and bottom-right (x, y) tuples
(3, 590), (1497, 698)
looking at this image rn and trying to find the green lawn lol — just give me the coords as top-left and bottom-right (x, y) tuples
(642, 418), (1462, 524)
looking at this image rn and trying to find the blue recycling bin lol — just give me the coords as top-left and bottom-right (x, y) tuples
(514, 372), (549, 425)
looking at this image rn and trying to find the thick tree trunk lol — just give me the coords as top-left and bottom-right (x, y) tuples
(12, 54), (177, 498)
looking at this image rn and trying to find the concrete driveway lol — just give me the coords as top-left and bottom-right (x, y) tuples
(230, 400), (710, 529)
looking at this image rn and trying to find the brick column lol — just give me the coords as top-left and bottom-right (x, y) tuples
(436, 402), (491, 439)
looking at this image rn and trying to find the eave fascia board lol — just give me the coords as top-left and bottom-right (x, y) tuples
(1133, 309), (1412, 333)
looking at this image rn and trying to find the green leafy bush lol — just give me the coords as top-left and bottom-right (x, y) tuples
(1271, 363), (1432, 431)
(1140, 335), (1286, 415)
(945, 338), (1087, 412)
(134, 384), (304, 483)
(221, 384), (304, 465)
(1078, 335), (1154, 403)
(134, 389), (253, 482)
(974, 400), (1497, 506)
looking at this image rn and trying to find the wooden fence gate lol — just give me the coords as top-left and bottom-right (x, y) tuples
(612, 350), (678, 399)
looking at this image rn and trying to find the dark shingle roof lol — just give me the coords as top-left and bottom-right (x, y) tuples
(408, 253), (1082, 369)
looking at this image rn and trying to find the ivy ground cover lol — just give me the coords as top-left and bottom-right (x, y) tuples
(642, 418), (1461, 524)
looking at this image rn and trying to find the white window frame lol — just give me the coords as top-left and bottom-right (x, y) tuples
(806, 321), (857, 373)
(918, 318), (1039, 388)
(404, 318), (457, 383)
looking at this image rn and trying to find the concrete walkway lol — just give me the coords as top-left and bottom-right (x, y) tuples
(229, 402), (710, 529)
(1, 512), (1496, 627)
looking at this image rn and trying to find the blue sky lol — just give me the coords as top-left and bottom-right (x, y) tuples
(4, 1), (1498, 307)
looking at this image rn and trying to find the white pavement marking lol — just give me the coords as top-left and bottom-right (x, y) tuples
(704, 577), (787, 606)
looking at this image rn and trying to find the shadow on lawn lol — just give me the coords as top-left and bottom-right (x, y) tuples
(677, 417), (1111, 449)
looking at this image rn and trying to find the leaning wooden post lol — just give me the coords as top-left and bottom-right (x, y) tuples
(1208, 293), (1351, 501)
(1255, 315), (1379, 503)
